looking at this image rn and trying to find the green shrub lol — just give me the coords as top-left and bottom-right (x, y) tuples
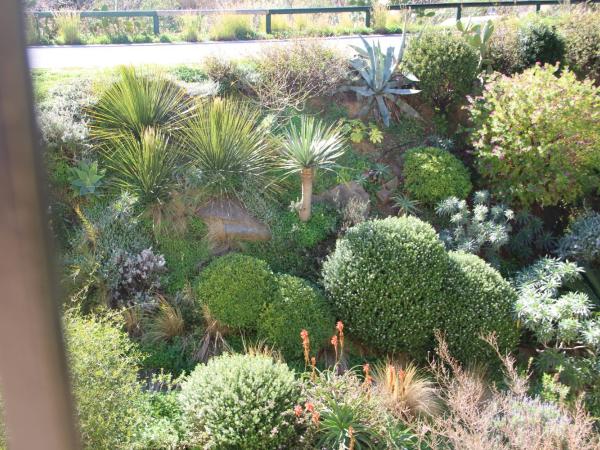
(258, 274), (334, 361)
(140, 337), (196, 376)
(443, 251), (519, 364)
(179, 353), (301, 449)
(489, 19), (525, 74)
(54, 11), (82, 45)
(64, 313), (147, 449)
(470, 65), (600, 206)
(403, 146), (472, 205)
(405, 31), (479, 111)
(170, 65), (207, 83)
(209, 14), (257, 41)
(196, 254), (277, 330)
(518, 21), (565, 67)
(157, 217), (210, 293)
(560, 11), (600, 82)
(322, 216), (449, 356)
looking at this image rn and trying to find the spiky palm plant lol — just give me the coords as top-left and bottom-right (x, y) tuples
(279, 116), (346, 222)
(90, 66), (192, 140)
(182, 98), (274, 202)
(348, 16), (420, 127)
(101, 128), (181, 207)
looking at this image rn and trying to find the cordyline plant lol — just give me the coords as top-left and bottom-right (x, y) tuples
(347, 15), (420, 127)
(279, 116), (346, 222)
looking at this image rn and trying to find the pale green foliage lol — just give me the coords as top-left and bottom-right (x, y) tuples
(64, 312), (147, 449)
(514, 258), (600, 349)
(69, 160), (105, 196)
(279, 115), (346, 174)
(101, 128), (180, 207)
(393, 193), (421, 217)
(54, 11), (81, 45)
(457, 18), (495, 72)
(90, 66), (191, 140)
(179, 353), (301, 449)
(180, 14), (203, 42)
(348, 28), (420, 126)
(471, 65), (600, 206)
(558, 212), (600, 264)
(344, 119), (384, 144)
(437, 190), (513, 265)
(183, 98), (274, 201)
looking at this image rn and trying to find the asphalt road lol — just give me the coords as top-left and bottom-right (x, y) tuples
(27, 34), (405, 69)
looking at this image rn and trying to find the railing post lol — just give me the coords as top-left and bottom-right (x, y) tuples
(365, 8), (371, 28)
(536, 2), (541, 12)
(152, 12), (159, 34)
(456, 4), (462, 21)
(266, 11), (271, 34)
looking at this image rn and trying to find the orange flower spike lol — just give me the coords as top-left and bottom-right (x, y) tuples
(331, 334), (339, 362)
(336, 321), (345, 353)
(349, 426), (356, 450)
(300, 329), (310, 366)
(294, 405), (303, 418)
(311, 411), (320, 426)
(305, 402), (315, 413)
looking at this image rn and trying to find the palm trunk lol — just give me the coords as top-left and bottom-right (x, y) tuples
(299, 168), (314, 222)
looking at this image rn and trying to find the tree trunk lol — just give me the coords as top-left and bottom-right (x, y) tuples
(299, 168), (314, 222)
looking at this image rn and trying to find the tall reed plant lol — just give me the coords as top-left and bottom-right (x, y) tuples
(54, 11), (82, 45)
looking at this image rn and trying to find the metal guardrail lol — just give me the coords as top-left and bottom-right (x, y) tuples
(33, 0), (599, 36)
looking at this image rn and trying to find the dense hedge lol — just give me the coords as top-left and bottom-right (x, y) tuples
(322, 216), (449, 356)
(403, 146), (472, 205)
(179, 353), (301, 449)
(518, 21), (565, 67)
(258, 274), (335, 361)
(471, 65), (600, 206)
(196, 254), (277, 330)
(405, 31), (479, 111)
(443, 252), (520, 363)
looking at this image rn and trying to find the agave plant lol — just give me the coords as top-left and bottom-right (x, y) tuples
(279, 116), (346, 222)
(182, 98), (274, 202)
(90, 66), (192, 141)
(69, 160), (105, 197)
(348, 17), (420, 127)
(101, 128), (181, 207)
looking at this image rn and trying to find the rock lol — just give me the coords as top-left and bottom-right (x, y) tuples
(376, 187), (393, 205)
(384, 176), (399, 192)
(197, 199), (271, 249)
(313, 181), (370, 218)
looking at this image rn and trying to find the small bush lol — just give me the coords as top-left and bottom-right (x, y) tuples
(470, 65), (600, 206)
(405, 31), (479, 111)
(561, 10), (600, 82)
(518, 21), (565, 67)
(180, 14), (203, 42)
(196, 254), (277, 330)
(141, 336), (196, 376)
(252, 40), (348, 112)
(258, 274), (334, 361)
(179, 353), (301, 449)
(209, 14), (256, 41)
(489, 19), (525, 74)
(54, 11), (81, 45)
(403, 146), (472, 205)
(64, 313), (147, 449)
(323, 216), (449, 356)
(202, 56), (243, 95)
(443, 251), (519, 364)
(558, 212), (600, 265)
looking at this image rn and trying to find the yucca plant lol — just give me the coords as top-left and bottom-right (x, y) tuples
(348, 15), (420, 127)
(90, 66), (192, 141)
(279, 116), (346, 222)
(54, 11), (81, 45)
(183, 98), (274, 202)
(101, 128), (181, 207)
(317, 401), (381, 449)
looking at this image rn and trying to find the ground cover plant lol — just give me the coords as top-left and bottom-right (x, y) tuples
(18, 6), (600, 449)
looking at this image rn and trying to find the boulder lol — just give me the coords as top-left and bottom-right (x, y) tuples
(313, 181), (370, 218)
(197, 199), (271, 249)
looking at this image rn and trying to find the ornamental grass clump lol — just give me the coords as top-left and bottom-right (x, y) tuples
(322, 216), (449, 356)
(179, 353), (301, 449)
(470, 64), (600, 207)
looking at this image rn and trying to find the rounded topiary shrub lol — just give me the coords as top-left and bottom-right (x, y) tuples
(196, 254), (277, 330)
(179, 354), (301, 449)
(470, 64), (600, 206)
(403, 146), (472, 205)
(518, 21), (565, 67)
(442, 251), (519, 364)
(405, 31), (479, 111)
(322, 216), (449, 356)
(258, 274), (335, 361)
